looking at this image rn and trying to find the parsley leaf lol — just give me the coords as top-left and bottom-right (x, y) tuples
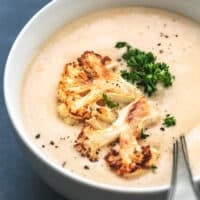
(163, 114), (176, 127)
(151, 165), (157, 173)
(102, 94), (118, 108)
(115, 42), (175, 96)
(140, 129), (149, 139)
(115, 42), (128, 48)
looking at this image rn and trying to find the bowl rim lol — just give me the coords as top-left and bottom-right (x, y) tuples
(4, 0), (199, 194)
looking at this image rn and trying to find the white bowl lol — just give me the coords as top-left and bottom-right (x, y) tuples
(4, 0), (200, 199)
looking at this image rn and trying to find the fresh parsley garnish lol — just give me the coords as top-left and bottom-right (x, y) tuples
(151, 165), (157, 173)
(115, 42), (175, 96)
(115, 42), (129, 48)
(163, 114), (176, 127)
(102, 94), (118, 108)
(140, 129), (149, 139)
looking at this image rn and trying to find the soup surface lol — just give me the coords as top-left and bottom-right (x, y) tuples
(21, 7), (200, 187)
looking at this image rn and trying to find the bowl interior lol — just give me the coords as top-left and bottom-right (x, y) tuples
(4, 0), (200, 194)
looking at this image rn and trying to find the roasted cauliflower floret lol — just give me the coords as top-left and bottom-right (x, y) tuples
(105, 97), (159, 177)
(75, 97), (159, 162)
(57, 51), (139, 126)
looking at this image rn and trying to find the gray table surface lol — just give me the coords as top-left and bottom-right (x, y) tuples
(0, 0), (65, 199)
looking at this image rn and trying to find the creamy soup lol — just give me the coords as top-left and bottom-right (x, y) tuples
(21, 7), (200, 187)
